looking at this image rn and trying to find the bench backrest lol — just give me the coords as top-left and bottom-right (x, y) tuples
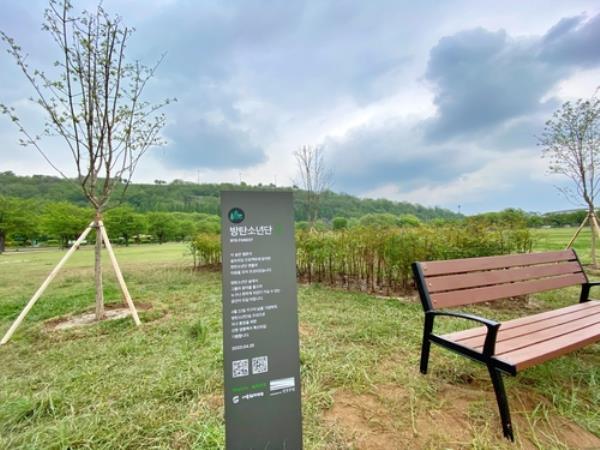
(413, 250), (587, 310)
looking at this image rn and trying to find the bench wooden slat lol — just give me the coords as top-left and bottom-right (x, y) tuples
(498, 325), (600, 371)
(442, 301), (600, 343)
(484, 313), (600, 354)
(427, 261), (583, 293)
(430, 273), (586, 308)
(420, 250), (577, 276)
(453, 303), (600, 349)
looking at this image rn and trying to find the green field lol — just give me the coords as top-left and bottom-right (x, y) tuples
(532, 227), (594, 262)
(1, 230), (600, 449)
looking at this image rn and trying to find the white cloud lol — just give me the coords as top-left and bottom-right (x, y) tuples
(548, 68), (600, 101)
(363, 150), (558, 211)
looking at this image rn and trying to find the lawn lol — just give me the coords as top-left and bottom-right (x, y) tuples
(1, 235), (600, 449)
(532, 226), (594, 263)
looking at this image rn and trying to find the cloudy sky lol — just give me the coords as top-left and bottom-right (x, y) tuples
(1, 0), (599, 214)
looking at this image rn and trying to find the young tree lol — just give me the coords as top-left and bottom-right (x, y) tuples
(148, 212), (177, 244)
(195, 214), (221, 235)
(293, 145), (332, 225)
(539, 90), (600, 265)
(175, 218), (197, 241)
(0, 197), (37, 253)
(1, 1), (173, 318)
(104, 206), (147, 246)
(42, 202), (91, 248)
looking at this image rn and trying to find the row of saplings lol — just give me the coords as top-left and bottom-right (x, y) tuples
(190, 223), (533, 294)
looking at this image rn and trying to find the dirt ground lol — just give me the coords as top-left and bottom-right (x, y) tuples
(323, 382), (600, 449)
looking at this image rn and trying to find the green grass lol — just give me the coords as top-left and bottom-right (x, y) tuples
(0, 241), (599, 448)
(532, 226), (595, 263)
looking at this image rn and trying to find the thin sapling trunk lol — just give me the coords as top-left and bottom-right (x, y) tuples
(95, 212), (104, 319)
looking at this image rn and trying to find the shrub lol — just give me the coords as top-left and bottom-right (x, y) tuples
(190, 233), (221, 269)
(397, 214), (421, 227)
(296, 221), (310, 231)
(296, 223), (533, 293)
(332, 217), (348, 230)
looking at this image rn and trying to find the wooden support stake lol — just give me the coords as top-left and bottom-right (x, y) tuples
(591, 213), (600, 240)
(1, 222), (95, 345)
(566, 215), (589, 249)
(98, 221), (141, 326)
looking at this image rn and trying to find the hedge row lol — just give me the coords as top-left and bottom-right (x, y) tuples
(190, 224), (533, 294)
(296, 224), (532, 293)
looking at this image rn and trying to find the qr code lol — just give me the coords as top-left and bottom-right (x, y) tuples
(232, 359), (249, 378)
(252, 356), (268, 375)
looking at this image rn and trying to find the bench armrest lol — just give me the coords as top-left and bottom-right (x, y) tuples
(425, 310), (500, 357)
(426, 310), (499, 327)
(580, 281), (600, 302)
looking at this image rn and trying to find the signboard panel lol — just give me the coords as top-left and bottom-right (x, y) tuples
(220, 191), (302, 450)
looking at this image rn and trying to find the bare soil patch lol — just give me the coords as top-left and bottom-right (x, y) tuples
(205, 394), (224, 412)
(323, 389), (405, 450)
(299, 322), (316, 338)
(45, 302), (153, 331)
(323, 382), (600, 449)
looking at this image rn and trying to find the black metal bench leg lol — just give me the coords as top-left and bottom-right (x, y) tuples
(488, 365), (514, 441)
(420, 315), (434, 374)
(420, 337), (431, 374)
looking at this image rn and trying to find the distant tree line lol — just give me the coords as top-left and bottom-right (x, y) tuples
(471, 208), (589, 228)
(2, 172), (591, 227)
(0, 195), (219, 253)
(0, 172), (461, 222)
(0, 175), (590, 255)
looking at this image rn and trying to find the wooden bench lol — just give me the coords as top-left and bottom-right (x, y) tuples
(412, 249), (600, 441)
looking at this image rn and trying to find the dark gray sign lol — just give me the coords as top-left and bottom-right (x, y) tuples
(220, 191), (302, 450)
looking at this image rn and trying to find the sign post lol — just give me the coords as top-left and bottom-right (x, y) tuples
(220, 191), (303, 449)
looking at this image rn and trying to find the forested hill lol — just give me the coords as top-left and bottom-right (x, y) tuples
(0, 171), (460, 222)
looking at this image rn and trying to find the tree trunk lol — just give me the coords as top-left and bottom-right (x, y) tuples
(95, 213), (104, 320)
(590, 209), (598, 268)
(0, 230), (5, 254)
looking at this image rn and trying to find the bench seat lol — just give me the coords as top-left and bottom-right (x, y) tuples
(441, 300), (600, 372)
